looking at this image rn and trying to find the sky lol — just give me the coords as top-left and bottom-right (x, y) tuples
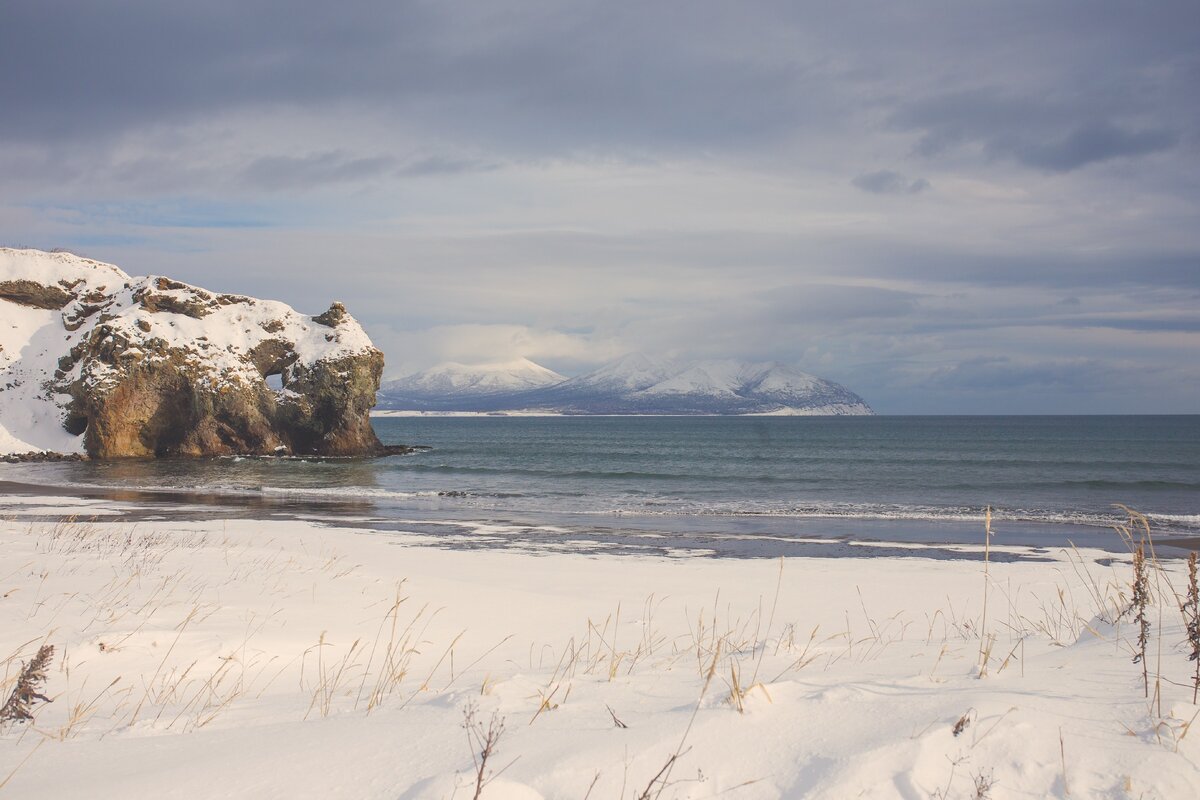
(1, 1), (1197, 413)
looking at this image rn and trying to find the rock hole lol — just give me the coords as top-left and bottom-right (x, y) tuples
(63, 413), (88, 436)
(265, 372), (284, 391)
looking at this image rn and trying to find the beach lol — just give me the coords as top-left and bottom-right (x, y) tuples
(2, 483), (1199, 798)
(6, 2), (1196, 796)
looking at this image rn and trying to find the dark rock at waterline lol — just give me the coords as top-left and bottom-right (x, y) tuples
(380, 444), (431, 456)
(1, 451), (87, 463)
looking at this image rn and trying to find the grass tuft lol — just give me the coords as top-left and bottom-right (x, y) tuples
(0, 644), (54, 724)
(1185, 552), (1199, 705)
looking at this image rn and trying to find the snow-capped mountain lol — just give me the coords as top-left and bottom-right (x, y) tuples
(534, 356), (871, 414)
(379, 358), (567, 409)
(556, 352), (674, 393)
(375, 354), (872, 415)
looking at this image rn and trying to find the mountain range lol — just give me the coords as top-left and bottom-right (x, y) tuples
(377, 354), (872, 415)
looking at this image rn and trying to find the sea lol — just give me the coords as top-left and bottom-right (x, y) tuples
(3, 415), (1198, 560)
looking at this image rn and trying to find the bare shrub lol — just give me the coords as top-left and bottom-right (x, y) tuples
(1, 644), (54, 724)
(1131, 545), (1150, 697)
(462, 702), (512, 800)
(1184, 551), (1199, 704)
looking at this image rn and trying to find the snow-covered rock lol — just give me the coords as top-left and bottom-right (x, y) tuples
(1, 248), (386, 457)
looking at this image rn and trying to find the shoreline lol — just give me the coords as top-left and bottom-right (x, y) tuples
(3, 477), (1189, 560)
(1, 491), (1198, 797)
(4, 476), (1197, 558)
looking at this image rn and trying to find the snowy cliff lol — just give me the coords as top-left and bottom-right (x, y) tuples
(1, 248), (385, 457)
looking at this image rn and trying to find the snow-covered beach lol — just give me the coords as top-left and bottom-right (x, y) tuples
(2, 491), (1198, 798)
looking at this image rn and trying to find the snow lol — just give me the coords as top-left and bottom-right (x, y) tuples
(0, 246), (130, 289)
(631, 361), (825, 400)
(0, 248), (379, 455)
(562, 352), (673, 392)
(389, 358), (567, 395)
(559, 357), (872, 414)
(636, 362), (745, 397)
(2, 493), (1198, 798)
(744, 363), (823, 395)
(561, 355), (867, 409)
(749, 403), (874, 417)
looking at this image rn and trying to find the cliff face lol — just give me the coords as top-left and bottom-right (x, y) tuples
(0, 248), (384, 458)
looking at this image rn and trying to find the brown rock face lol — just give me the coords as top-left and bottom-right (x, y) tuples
(75, 351), (386, 458)
(0, 279), (75, 309)
(62, 303), (386, 459)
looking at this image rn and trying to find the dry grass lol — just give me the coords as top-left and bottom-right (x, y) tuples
(1184, 552), (1199, 704)
(977, 506), (993, 677)
(1, 519), (468, 738)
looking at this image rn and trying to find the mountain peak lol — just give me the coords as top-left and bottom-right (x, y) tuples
(377, 354), (872, 415)
(562, 352), (672, 392)
(383, 358), (567, 399)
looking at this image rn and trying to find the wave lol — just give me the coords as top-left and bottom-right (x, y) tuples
(383, 463), (833, 483)
(248, 485), (1200, 534)
(29, 472), (1196, 534)
(613, 503), (1200, 533)
(1051, 479), (1200, 490)
(1147, 513), (1200, 526)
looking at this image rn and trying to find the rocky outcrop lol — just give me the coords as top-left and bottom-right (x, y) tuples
(0, 279), (76, 309)
(0, 248), (387, 458)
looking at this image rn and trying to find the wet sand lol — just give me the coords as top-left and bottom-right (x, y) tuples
(4, 476), (1189, 563)
(0, 478), (377, 519)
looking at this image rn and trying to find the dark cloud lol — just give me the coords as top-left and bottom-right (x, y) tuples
(893, 86), (1187, 172)
(987, 122), (1177, 172)
(397, 156), (498, 178)
(4, 2), (1190, 160)
(0, 1), (817, 151)
(242, 151), (395, 191)
(851, 170), (930, 194)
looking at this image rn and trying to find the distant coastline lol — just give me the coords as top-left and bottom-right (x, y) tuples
(378, 354), (874, 416)
(370, 406), (872, 417)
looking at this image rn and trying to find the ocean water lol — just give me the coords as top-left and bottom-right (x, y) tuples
(3, 416), (1198, 557)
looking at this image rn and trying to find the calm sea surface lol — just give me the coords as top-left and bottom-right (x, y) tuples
(3, 416), (1198, 557)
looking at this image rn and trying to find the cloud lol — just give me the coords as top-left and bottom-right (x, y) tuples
(761, 284), (920, 322)
(851, 170), (930, 194)
(241, 151), (395, 191)
(397, 156), (497, 178)
(369, 323), (625, 378)
(892, 88), (1182, 172)
(2, 2), (1198, 412)
(987, 122), (1177, 172)
(0, 2), (825, 153)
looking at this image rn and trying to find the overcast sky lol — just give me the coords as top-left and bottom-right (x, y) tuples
(2, 1), (1197, 412)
